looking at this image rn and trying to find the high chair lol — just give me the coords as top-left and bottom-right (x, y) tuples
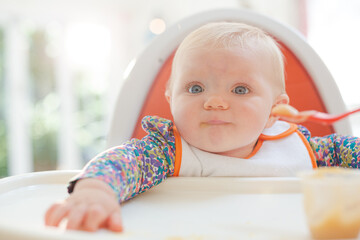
(107, 8), (351, 147)
(0, 9), (353, 240)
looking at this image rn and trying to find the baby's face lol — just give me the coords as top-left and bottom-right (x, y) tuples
(167, 46), (282, 158)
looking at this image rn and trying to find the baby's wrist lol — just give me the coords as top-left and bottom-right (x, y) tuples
(74, 178), (116, 198)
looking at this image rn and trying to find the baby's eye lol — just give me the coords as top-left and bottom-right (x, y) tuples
(233, 86), (249, 95)
(188, 84), (204, 94)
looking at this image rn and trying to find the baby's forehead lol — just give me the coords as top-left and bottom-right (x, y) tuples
(172, 46), (283, 88)
(180, 36), (272, 56)
(176, 44), (273, 67)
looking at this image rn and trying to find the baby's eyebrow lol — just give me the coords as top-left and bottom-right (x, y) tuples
(183, 80), (203, 85)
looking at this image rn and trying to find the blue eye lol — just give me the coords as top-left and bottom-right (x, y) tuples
(188, 84), (203, 94)
(233, 86), (249, 95)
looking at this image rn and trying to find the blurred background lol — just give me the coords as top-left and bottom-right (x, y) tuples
(0, 0), (359, 177)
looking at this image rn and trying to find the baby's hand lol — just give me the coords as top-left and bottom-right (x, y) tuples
(45, 178), (123, 232)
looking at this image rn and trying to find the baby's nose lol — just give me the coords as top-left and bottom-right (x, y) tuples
(204, 96), (229, 110)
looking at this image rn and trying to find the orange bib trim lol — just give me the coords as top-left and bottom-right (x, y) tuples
(246, 123), (298, 158)
(259, 123), (298, 140)
(173, 126), (182, 177)
(295, 129), (317, 169)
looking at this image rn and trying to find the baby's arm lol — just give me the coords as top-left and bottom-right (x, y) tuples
(312, 134), (360, 168)
(45, 178), (123, 232)
(70, 134), (176, 203)
(45, 117), (176, 231)
(299, 125), (360, 168)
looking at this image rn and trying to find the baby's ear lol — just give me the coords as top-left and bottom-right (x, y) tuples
(274, 93), (290, 105)
(265, 94), (290, 128)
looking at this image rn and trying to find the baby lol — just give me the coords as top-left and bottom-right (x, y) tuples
(44, 22), (360, 232)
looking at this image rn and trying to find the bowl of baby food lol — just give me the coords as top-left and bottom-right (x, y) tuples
(300, 167), (360, 239)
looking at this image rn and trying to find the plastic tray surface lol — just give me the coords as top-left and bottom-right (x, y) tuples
(0, 170), (312, 240)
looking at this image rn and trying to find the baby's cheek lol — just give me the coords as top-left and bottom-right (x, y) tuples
(173, 102), (197, 119)
(173, 111), (199, 143)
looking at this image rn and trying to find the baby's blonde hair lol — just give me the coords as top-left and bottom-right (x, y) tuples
(166, 22), (285, 95)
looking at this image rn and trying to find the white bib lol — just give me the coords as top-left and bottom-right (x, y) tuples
(177, 121), (316, 177)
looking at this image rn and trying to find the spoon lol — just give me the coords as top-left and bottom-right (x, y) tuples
(271, 104), (360, 124)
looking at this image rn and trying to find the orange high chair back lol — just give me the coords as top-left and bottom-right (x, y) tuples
(107, 9), (352, 147)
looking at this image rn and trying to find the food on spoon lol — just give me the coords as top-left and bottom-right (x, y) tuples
(271, 104), (316, 123)
(271, 104), (299, 117)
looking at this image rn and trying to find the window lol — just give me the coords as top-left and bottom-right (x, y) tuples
(0, 28), (7, 177)
(29, 29), (58, 171)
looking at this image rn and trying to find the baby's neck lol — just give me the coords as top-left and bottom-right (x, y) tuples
(211, 140), (258, 159)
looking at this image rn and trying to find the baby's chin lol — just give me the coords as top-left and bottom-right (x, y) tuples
(184, 138), (224, 152)
(191, 142), (238, 156)
(180, 131), (257, 157)
(187, 139), (257, 158)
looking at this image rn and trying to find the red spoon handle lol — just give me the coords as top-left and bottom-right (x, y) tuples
(308, 107), (360, 124)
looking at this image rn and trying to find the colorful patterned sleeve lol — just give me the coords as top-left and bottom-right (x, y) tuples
(67, 116), (177, 203)
(297, 125), (360, 168)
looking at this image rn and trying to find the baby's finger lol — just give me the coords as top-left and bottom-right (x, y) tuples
(45, 202), (71, 227)
(107, 210), (123, 232)
(82, 204), (107, 232)
(66, 203), (87, 230)
(44, 203), (60, 225)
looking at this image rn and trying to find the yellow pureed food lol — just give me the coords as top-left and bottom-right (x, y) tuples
(309, 211), (360, 239)
(271, 104), (317, 123)
(271, 104), (299, 117)
(301, 168), (360, 239)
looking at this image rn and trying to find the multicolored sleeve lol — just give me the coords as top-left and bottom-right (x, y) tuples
(67, 116), (177, 203)
(297, 125), (360, 168)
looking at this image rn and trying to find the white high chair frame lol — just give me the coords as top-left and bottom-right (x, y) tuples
(107, 8), (351, 147)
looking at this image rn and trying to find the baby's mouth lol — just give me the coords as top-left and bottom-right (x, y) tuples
(200, 120), (231, 127)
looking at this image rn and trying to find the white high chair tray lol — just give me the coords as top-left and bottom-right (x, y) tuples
(0, 170), (312, 240)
